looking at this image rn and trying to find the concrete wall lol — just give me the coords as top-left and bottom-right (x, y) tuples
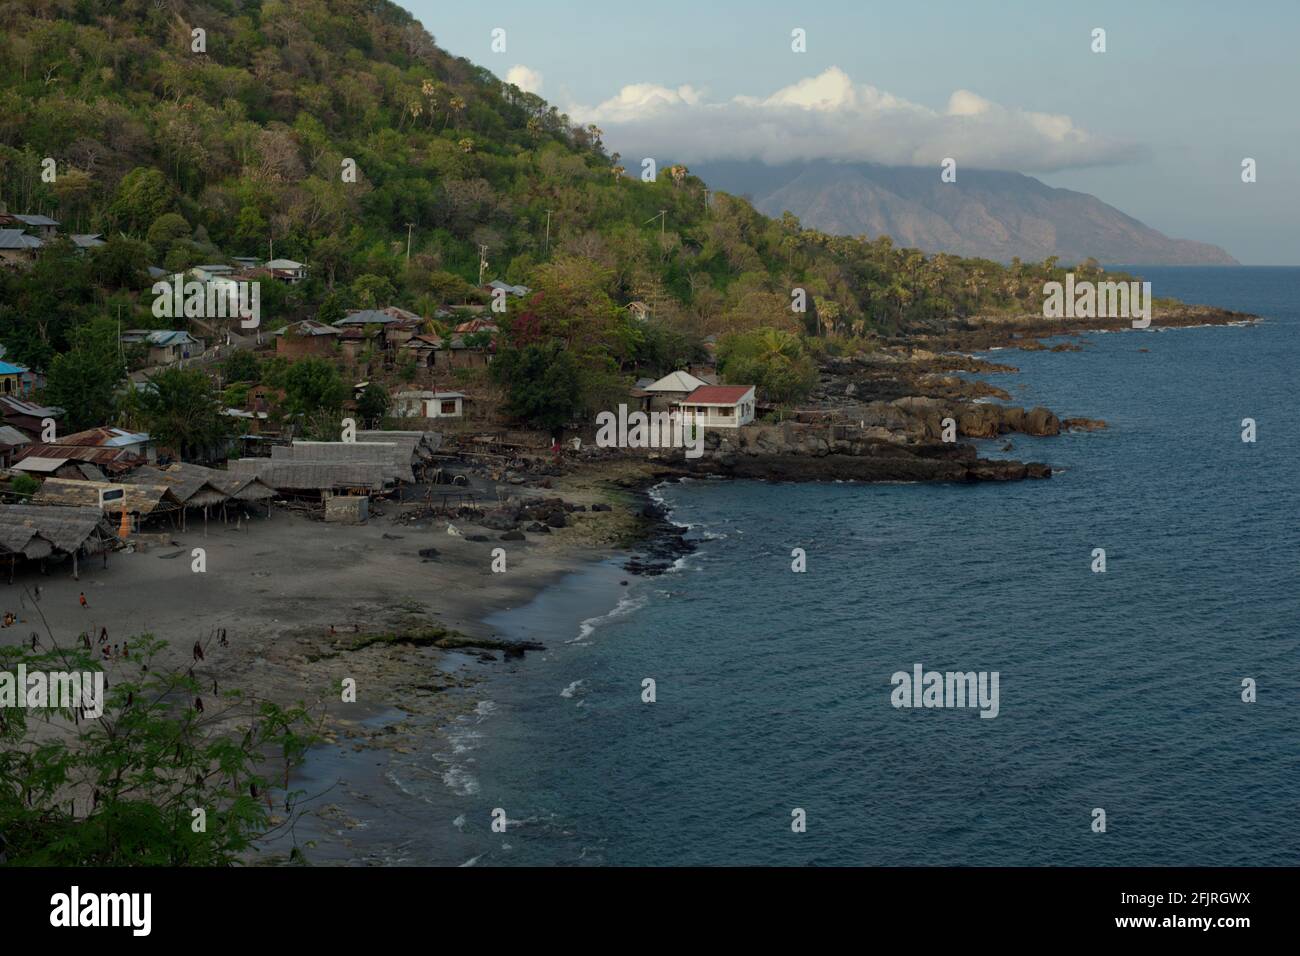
(324, 494), (368, 524)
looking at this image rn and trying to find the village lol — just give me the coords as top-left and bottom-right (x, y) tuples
(0, 209), (765, 614)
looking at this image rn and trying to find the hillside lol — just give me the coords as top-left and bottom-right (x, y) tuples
(693, 161), (1238, 266)
(0, 0), (1162, 428)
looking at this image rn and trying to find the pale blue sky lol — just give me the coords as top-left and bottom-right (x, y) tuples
(404, 0), (1298, 264)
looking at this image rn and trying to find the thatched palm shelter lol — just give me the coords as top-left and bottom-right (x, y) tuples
(160, 462), (277, 520)
(227, 458), (387, 496)
(30, 478), (184, 533)
(275, 440), (415, 483)
(356, 430), (441, 478)
(0, 503), (118, 580)
(122, 465), (229, 532)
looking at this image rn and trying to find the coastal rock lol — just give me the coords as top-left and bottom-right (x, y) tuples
(1063, 417), (1107, 432)
(546, 510), (567, 528)
(590, 503), (612, 512)
(500, 530), (525, 541)
(957, 404), (1003, 438)
(1022, 406), (1061, 436)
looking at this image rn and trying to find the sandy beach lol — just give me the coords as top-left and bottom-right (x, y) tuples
(2, 467), (653, 864)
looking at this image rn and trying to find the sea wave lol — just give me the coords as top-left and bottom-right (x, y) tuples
(572, 590), (649, 642)
(441, 764), (480, 796)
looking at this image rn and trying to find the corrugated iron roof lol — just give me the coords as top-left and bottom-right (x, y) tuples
(14, 444), (141, 468)
(681, 385), (754, 405)
(54, 427), (150, 448)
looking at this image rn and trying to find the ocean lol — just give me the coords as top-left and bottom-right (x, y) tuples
(431, 267), (1300, 866)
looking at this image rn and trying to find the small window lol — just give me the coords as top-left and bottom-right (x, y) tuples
(440, 401), (457, 414)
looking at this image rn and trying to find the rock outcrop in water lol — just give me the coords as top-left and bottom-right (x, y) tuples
(683, 425), (1051, 483)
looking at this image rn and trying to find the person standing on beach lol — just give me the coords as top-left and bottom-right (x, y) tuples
(79, 592), (87, 608)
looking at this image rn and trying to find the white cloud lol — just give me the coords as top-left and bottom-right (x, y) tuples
(570, 67), (1138, 173)
(505, 65), (543, 95)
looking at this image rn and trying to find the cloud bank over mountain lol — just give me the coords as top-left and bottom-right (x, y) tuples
(572, 67), (1141, 174)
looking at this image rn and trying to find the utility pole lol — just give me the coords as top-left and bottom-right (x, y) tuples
(644, 210), (666, 237)
(405, 222), (415, 263)
(478, 244), (489, 287)
(544, 210), (551, 251)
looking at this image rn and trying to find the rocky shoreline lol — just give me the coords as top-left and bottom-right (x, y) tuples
(556, 302), (1254, 487)
(259, 300), (1256, 863)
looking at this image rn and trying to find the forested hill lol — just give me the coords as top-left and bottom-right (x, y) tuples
(0, 0), (1125, 376)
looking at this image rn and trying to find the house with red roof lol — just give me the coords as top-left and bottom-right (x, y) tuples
(677, 384), (756, 429)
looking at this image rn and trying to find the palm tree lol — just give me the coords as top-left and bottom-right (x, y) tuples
(444, 95), (466, 130)
(757, 328), (801, 366)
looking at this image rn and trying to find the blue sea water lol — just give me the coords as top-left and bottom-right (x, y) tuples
(448, 267), (1300, 866)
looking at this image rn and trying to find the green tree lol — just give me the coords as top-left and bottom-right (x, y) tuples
(316, 292), (345, 326)
(9, 473), (40, 498)
(0, 632), (316, 866)
(106, 167), (175, 237)
(89, 237), (153, 289)
(716, 327), (818, 404)
(221, 349), (261, 384)
(426, 270), (480, 303)
(146, 212), (192, 251)
(491, 341), (583, 431)
(134, 367), (227, 460)
(349, 274), (396, 309)
(356, 382), (390, 427)
(274, 357), (348, 419)
(42, 318), (127, 431)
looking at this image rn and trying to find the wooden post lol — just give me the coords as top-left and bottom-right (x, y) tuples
(72, 550), (78, 581)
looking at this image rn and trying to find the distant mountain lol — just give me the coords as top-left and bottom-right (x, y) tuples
(693, 161), (1238, 266)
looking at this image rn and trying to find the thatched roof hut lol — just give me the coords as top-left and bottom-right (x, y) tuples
(227, 459), (386, 493)
(275, 440), (414, 483)
(164, 462), (276, 502)
(0, 504), (117, 560)
(358, 430), (441, 458)
(122, 465), (228, 508)
(30, 478), (182, 516)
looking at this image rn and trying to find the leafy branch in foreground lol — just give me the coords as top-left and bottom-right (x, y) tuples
(0, 617), (323, 866)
